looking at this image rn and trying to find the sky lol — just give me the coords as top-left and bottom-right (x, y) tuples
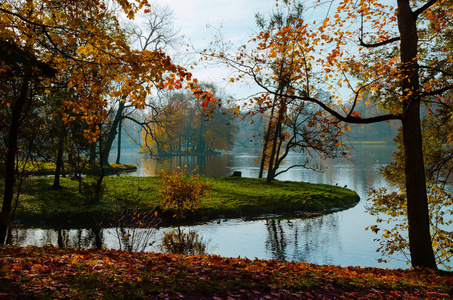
(130, 1), (400, 102)
(131, 0), (355, 101)
(141, 0), (338, 100)
(152, 0), (276, 46)
(144, 0), (279, 99)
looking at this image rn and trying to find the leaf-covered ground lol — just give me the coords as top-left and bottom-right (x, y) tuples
(1, 246), (452, 299)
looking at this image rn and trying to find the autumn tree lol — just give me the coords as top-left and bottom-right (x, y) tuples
(0, 43), (58, 241)
(0, 38), (57, 244)
(0, 0), (213, 244)
(254, 0), (304, 181)
(143, 91), (188, 155)
(317, 0), (453, 269)
(191, 83), (238, 153)
(206, 1), (346, 183)
(101, 4), (183, 165)
(257, 2), (345, 182)
(143, 83), (237, 156)
(366, 102), (453, 270)
(208, 0), (453, 268)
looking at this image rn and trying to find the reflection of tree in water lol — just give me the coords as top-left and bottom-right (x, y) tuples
(142, 154), (230, 178)
(92, 228), (103, 249)
(8, 228), (28, 246)
(293, 215), (341, 263)
(265, 219), (288, 261)
(57, 228), (104, 249)
(8, 228), (53, 247)
(160, 229), (208, 255)
(57, 229), (69, 247)
(264, 215), (341, 263)
(9, 228), (104, 249)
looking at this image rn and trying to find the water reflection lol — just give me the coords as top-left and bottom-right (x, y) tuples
(13, 145), (451, 269)
(264, 216), (341, 264)
(11, 228), (104, 249)
(160, 229), (207, 255)
(265, 219), (287, 261)
(116, 150), (262, 178)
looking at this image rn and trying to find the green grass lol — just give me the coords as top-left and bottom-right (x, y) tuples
(18, 161), (137, 176)
(8, 176), (359, 225)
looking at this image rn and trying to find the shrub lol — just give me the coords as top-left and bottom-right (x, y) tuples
(158, 166), (213, 220)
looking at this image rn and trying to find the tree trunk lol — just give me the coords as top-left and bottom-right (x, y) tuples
(259, 102), (276, 179)
(94, 125), (105, 204)
(0, 76), (29, 244)
(260, 85), (285, 180)
(266, 119), (280, 183)
(398, 0), (437, 269)
(53, 136), (65, 189)
(77, 148), (83, 193)
(266, 104), (285, 183)
(89, 143), (97, 167)
(198, 115), (205, 152)
(115, 119), (122, 164)
(103, 100), (125, 166)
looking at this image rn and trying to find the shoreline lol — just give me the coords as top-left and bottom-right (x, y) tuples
(12, 197), (359, 229)
(9, 176), (360, 229)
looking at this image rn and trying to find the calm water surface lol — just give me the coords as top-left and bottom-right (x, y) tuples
(13, 145), (437, 269)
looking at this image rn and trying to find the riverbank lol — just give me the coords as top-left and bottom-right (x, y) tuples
(9, 176), (359, 228)
(26, 162), (137, 176)
(0, 245), (451, 299)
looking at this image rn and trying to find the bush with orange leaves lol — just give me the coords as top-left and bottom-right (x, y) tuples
(158, 167), (213, 220)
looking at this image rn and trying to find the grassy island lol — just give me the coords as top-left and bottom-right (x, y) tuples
(8, 176), (359, 227)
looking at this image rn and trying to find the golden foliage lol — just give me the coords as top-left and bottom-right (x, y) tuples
(158, 167), (213, 220)
(0, 0), (212, 142)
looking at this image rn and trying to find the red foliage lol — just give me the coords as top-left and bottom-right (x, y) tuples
(0, 246), (451, 299)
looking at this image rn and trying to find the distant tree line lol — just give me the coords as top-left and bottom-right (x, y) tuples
(141, 83), (238, 156)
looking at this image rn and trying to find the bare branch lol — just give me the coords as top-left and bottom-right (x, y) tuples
(419, 65), (453, 77)
(300, 94), (402, 123)
(250, 73), (402, 124)
(359, 36), (400, 48)
(413, 0), (439, 18)
(422, 84), (453, 97)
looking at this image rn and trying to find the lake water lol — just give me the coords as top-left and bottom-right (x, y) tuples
(11, 144), (449, 269)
